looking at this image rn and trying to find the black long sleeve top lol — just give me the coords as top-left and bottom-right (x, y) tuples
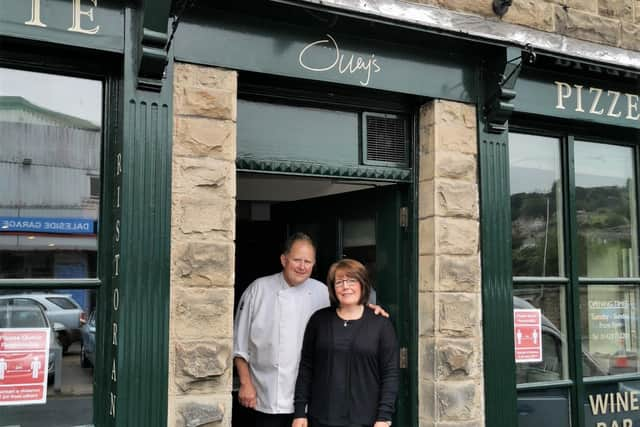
(294, 306), (400, 425)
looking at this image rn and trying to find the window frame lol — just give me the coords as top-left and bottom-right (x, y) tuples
(0, 38), (120, 424)
(509, 118), (640, 427)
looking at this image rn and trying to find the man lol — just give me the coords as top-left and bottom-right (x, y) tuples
(233, 233), (386, 427)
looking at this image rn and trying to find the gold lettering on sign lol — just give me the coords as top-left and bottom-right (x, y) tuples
(554, 80), (640, 123)
(112, 288), (120, 311)
(25, 0), (47, 27)
(574, 85), (584, 112)
(589, 87), (604, 115)
(109, 392), (116, 417)
(112, 322), (118, 346)
(554, 81), (571, 110)
(627, 94), (640, 120)
(607, 90), (622, 118)
(113, 253), (120, 277)
(68, 0), (100, 35)
(111, 359), (117, 381)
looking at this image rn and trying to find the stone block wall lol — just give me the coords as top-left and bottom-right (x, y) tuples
(410, 0), (640, 51)
(418, 100), (483, 427)
(169, 63), (238, 427)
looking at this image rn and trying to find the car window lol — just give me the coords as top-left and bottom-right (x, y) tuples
(0, 308), (47, 328)
(46, 296), (79, 309)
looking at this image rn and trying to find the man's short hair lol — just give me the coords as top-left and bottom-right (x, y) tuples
(283, 232), (316, 255)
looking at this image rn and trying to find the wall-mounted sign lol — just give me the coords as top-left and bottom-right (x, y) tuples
(0, 216), (95, 235)
(0, 328), (50, 406)
(515, 75), (640, 129)
(514, 309), (542, 363)
(1, 0), (124, 52)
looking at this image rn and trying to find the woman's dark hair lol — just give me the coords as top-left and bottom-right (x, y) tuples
(326, 258), (371, 306)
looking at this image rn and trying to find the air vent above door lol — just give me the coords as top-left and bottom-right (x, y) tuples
(362, 112), (410, 167)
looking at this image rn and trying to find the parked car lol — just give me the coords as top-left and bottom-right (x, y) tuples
(0, 293), (86, 352)
(80, 310), (96, 368)
(0, 304), (64, 381)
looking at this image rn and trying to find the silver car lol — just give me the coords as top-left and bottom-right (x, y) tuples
(0, 293), (86, 352)
(0, 304), (64, 380)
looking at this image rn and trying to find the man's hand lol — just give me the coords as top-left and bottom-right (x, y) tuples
(367, 303), (389, 318)
(234, 357), (257, 408)
(238, 381), (257, 409)
(292, 417), (308, 427)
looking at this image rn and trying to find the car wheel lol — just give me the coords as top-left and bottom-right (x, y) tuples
(80, 343), (91, 368)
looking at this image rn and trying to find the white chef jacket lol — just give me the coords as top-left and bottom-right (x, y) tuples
(233, 272), (330, 414)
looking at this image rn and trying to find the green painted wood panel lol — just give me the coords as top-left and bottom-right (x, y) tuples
(479, 116), (519, 425)
(1, 0), (125, 53)
(174, 10), (477, 101)
(94, 8), (171, 427)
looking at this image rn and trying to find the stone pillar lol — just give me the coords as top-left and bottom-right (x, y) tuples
(169, 63), (237, 427)
(418, 100), (484, 427)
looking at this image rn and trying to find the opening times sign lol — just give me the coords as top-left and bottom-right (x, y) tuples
(0, 328), (50, 405)
(514, 309), (543, 363)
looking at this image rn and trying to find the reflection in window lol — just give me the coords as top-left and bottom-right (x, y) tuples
(509, 133), (564, 277)
(514, 286), (569, 384)
(581, 285), (640, 377)
(0, 289), (96, 424)
(574, 141), (638, 278)
(0, 68), (102, 279)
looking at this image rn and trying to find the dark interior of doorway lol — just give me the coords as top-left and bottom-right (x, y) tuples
(232, 172), (391, 426)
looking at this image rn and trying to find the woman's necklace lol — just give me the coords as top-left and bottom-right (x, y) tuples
(338, 306), (363, 327)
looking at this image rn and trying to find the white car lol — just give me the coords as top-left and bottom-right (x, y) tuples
(0, 293), (86, 352)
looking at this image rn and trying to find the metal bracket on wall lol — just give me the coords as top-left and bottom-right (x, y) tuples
(484, 45), (535, 134)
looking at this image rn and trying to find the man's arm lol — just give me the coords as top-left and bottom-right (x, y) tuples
(234, 357), (257, 409)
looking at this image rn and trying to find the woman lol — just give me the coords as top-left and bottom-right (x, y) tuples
(292, 259), (399, 427)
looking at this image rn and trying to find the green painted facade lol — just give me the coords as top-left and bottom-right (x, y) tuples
(2, 1), (639, 427)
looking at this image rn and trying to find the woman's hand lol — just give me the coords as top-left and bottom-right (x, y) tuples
(292, 417), (308, 427)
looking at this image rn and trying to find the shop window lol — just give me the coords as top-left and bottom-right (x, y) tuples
(0, 67), (101, 279)
(509, 130), (640, 427)
(574, 142), (638, 278)
(0, 67), (102, 426)
(509, 133), (565, 278)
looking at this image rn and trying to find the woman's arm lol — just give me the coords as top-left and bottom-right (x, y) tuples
(293, 314), (318, 419)
(376, 319), (400, 422)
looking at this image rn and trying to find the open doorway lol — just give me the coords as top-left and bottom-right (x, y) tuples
(232, 172), (410, 427)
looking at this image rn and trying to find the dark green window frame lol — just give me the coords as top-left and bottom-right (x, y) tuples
(509, 119), (640, 427)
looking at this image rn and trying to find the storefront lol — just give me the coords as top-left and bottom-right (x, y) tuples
(1, 1), (639, 426)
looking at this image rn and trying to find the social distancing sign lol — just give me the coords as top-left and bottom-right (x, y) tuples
(0, 328), (50, 405)
(514, 309), (542, 363)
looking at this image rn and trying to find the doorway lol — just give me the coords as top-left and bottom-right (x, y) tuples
(233, 172), (411, 426)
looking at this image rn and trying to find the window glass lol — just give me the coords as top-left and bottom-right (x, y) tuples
(0, 67), (102, 279)
(574, 141), (638, 278)
(509, 133), (564, 277)
(514, 286), (570, 383)
(46, 296), (79, 310)
(0, 289), (97, 425)
(580, 285), (640, 377)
